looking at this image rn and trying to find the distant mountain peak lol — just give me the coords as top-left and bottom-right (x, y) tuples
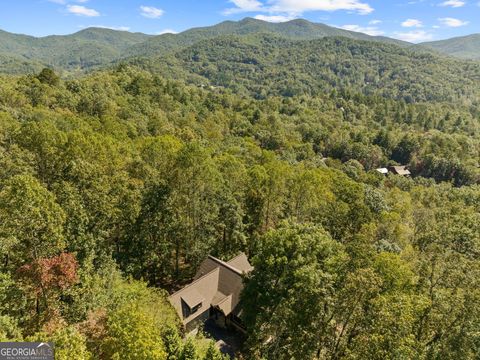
(420, 33), (480, 60)
(286, 18), (313, 25)
(239, 17), (262, 23)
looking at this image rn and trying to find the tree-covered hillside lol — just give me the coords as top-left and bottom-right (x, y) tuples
(124, 17), (408, 59)
(1, 17), (480, 76)
(136, 34), (480, 104)
(0, 28), (151, 73)
(0, 53), (43, 74)
(0, 18), (410, 75)
(421, 34), (480, 60)
(0, 65), (479, 358)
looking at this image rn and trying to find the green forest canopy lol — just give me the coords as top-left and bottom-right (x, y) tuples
(0, 22), (479, 359)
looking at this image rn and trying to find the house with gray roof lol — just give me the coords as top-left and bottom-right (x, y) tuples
(169, 253), (253, 333)
(376, 165), (411, 176)
(388, 165), (411, 176)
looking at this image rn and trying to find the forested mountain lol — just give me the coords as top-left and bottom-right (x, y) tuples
(2, 17), (480, 76)
(137, 34), (480, 104)
(421, 34), (480, 60)
(124, 17), (408, 58)
(0, 28), (151, 72)
(0, 18), (408, 74)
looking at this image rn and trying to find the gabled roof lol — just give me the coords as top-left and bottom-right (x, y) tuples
(388, 165), (411, 176)
(215, 294), (233, 316)
(227, 253), (254, 273)
(169, 253), (253, 326)
(180, 288), (205, 309)
(170, 268), (221, 325)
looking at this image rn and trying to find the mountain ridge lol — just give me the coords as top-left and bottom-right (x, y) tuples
(0, 18), (479, 75)
(123, 17), (410, 58)
(135, 33), (480, 104)
(420, 33), (480, 60)
(0, 27), (151, 72)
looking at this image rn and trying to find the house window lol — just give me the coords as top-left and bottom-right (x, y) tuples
(190, 303), (202, 314)
(181, 298), (203, 318)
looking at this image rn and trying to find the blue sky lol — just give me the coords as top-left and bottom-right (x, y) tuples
(1, 0), (479, 42)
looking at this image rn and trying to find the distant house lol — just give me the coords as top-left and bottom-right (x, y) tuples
(375, 166), (411, 176)
(169, 253), (253, 333)
(388, 166), (411, 176)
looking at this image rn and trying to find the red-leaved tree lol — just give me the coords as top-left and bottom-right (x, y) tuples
(18, 253), (78, 316)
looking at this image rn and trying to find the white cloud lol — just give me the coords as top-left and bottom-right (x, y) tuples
(271, 0), (373, 14)
(67, 5), (99, 17)
(224, 0), (374, 16)
(439, 0), (465, 7)
(438, 17), (469, 27)
(393, 30), (433, 43)
(140, 6), (164, 19)
(340, 24), (384, 36)
(401, 19), (423, 28)
(224, 0), (264, 14)
(254, 14), (296, 22)
(157, 29), (179, 35)
(369, 19), (382, 25)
